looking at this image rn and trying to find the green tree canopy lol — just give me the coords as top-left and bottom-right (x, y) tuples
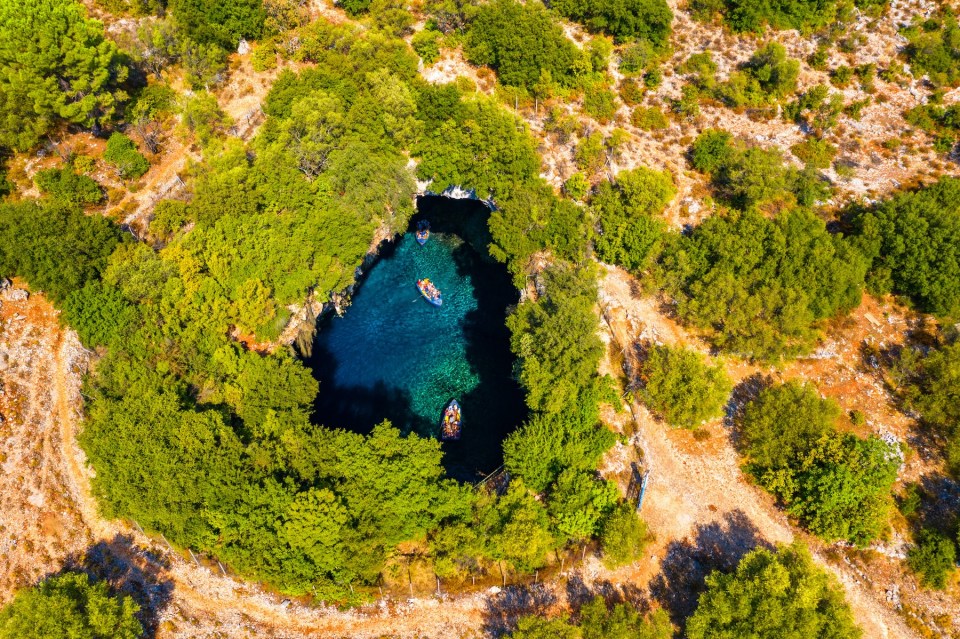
(0, 0), (129, 150)
(850, 177), (960, 318)
(686, 543), (862, 639)
(465, 0), (580, 89)
(0, 572), (142, 639)
(659, 206), (866, 361)
(592, 167), (675, 272)
(169, 0), (266, 49)
(637, 344), (731, 428)
(550, 0), (673, 46)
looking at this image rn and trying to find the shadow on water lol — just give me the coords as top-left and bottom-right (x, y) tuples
(307, 195), (527, 481)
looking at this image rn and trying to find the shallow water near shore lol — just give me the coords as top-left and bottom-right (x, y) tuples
(308, 197), (527, 481)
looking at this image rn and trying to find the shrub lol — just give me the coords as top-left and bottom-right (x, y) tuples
(599, 502), (651, 568)
(850, 177), (960, 317)
(34, 168), (103, 206)
(908, 529), (957, 589)
(412, 28), (442, 64)
(740, 382), (898, 545)
(563, 172), (590, 200)
(583, 81), (618, 123)
(686, 543), (862, 639)
(712, 43), (800, 107)
(791, 137), (837, 169)
(465, 0), (579, 89)
(902, 13), (960, 87)
(631, 105), (668, 130)
(638, 344), (731, 428)
(104, 133), (150, 180)
(0, 572), (142, 639)
(550, 0), (673, 47)
(63, 282), (137, 348)
(592, 167), (674, 271)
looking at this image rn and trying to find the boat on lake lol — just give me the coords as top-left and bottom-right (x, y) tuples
(416, 219), (430, 246)
(440, 399), (462, 441)
(417, 278), (442, 306)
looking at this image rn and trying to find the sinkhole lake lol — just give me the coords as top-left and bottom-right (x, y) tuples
(308, 196), (528, 481)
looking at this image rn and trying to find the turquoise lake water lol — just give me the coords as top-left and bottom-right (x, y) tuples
(309, 197), (527, 480)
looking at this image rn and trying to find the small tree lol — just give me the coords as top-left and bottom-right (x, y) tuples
(599, 502), (651, 568)
(637, 344), (731, 428)
(908, 529), (957, 590)
(686, 543), (862, 639)
(0, 572), (143, 639)
(104, 133), (150, 179)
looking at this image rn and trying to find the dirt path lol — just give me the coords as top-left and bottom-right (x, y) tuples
(598, 265), (924, 639)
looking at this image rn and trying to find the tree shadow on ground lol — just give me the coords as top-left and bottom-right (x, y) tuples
(649, 509), (772, 632)
(50, 534), (175, 638)
(723, 373), (774, 447)
(565, 572), (652, 617)
(481, 583), (559, 637)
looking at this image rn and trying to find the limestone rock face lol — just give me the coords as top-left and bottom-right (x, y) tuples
(238, 38), (251, 55)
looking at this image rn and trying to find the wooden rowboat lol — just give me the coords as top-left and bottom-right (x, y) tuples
(440, 399), (461, 441)
(417, 278), (442, 306)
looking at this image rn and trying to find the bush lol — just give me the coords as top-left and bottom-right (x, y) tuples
(689, 130), (830, 209)
(686, 543), (862, 639)
(902, 13), (960, 87)
(34, 168), (103, 206)
(631, 105), (668, 130)
(740, 382), (898, 545)
(63, 282), (137, 348)
(599, 502), (651, 568)
(563, 172), (590, 200)
(104, 133), (150, 180)
(583, 81), (618, 123)
(908, 529), (957, 589)
(412, 27), (442, 64)
(550, 0), (673, 47)
(660, 205), (865, 360)
(592, 167), (674, 271)
(895, 342), (960, 476)
(712, 43), (800, 107)
(0, 572), (142, 639)
(638, 344), (731, 428)
(791, 138), (837, 169)
(850, 177), (960, 317)
(169, 0), (265, 49)
(465, 0), (579, 89)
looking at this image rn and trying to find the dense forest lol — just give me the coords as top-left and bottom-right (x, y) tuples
(1, 0), (960, 634)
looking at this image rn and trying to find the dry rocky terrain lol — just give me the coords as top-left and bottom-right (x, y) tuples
(3, 0), (960, 637)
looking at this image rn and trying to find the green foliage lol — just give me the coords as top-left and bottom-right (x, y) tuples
(637, 344), (731, 428)
(659, 206), (866, 360)
(564, 172), (590, 201)
(0, 201), (122, 303)
(851, 178), (960, 317)
(895, 342), (960, 476)
(712, 43), (800, 108)
(908, 529), (957, 589)
(416, 95), (540, 198)
(34, 168), (103, 206)
(104, 133), (150, 180)
(550, 0), (673, 47)
(169, 0), (265, 50)
(902, 12), (960, 87)
(740, 382), (898, 545)
(507, 617), (581, 639)
(0, 0), (129, 151)
(686, 543), (862, 639)
(0, 572), (142, 639)
(689, 130), (830, 209)
(548, 468), (619, 541)
(412, 28), (442, 64)
(149, 199), (192, 240)
(599, 502), (651, 568)
(904, 103), (960, 154)
(689, 0), (862, 33)
(631, 105), (669, 130)
(63, 282), (137, 348)
(582, 81), (618, 123)
(790, 137), (837, 169)
(508, 265), (604, 414)
(592, 167), (674, 272)
(783, 84), (844, 134)
(182, 91), (231, 147)
(507, 597), (672, 639)
(465, 0), (580, 89)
